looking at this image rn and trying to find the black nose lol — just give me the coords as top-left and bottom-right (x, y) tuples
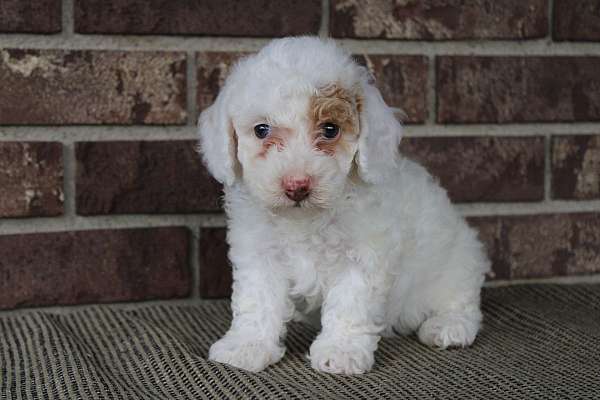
(285, 186), (310, 202)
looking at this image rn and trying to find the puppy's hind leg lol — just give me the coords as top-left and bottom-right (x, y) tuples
(416, 225), (489, 349)
(387, 282), (482, 348)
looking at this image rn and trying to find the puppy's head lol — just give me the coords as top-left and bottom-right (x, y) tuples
(198, 37), (402, 210)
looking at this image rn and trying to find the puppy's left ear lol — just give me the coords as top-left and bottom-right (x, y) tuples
(356, 84), (403, 183)
(197, 82), (238, 186)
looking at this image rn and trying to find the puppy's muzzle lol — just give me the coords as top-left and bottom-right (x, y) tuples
(282, 176), (311, 202)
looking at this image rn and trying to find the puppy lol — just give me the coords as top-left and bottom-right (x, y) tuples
(198, 37), (490, 374)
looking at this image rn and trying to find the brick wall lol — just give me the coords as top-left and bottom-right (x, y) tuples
(1, 0), (600, 310)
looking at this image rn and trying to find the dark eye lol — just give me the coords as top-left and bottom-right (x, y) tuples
(320, 123), (339, 139)
(254, 124), (271, 139)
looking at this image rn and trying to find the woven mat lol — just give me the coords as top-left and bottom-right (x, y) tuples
(1, 285), (599, 399)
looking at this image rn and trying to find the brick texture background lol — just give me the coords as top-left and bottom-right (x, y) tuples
(76, 140), (221, 214)
(0, 227), (190, 309)
(1, 1), (600, 308)
(0, 0), (61, 33)
(0, 142), (63, 217)
(0, 49), (187, 125)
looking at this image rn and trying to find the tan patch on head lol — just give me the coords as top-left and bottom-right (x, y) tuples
(310, 83), (361, 155)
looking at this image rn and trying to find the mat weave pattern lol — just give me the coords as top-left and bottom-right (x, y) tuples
(1, 285), (599, 399)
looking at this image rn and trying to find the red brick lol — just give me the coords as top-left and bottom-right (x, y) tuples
(554, 0), (600, 41)
(0, 49), (186, 125)
(0, 0), (61, 33)
(401, 136), (545, 202)
(0, 228), (191, 310)
(76, 141), (222, 215)
(199, 228), (232, 298)
(331, 0), (547, 40)
(552, 135), (600, 200)
(437, 57), (600, 123)
(0, 142), (63, 217)
(197, 52), (250, 113)
(354, 55), (428, 123)
(75, 0), (321, 36)
(469, 213), (600, 280)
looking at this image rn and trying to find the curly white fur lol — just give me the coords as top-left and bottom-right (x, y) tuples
(198, 37), (490, 374)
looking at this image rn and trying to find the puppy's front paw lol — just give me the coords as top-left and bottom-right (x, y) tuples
(309, 335), (376, 374)
(417, 314), (479, 349)
(209, 335), (285, 372)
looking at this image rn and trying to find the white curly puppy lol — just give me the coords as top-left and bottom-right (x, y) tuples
(198, 37), (490, 374)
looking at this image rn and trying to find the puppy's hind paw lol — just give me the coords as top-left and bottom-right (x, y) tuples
(417, 314), (479, 349)
(209, 335), (285, 372)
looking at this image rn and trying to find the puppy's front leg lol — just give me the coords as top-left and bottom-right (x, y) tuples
(208, 258), (291, 372)
(310, 268), (387, 374)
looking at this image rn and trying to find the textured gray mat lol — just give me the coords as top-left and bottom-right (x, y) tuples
(1, 284), (599, 399)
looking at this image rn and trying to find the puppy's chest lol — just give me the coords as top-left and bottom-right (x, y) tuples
(271, 218), (372, 297)
(271, 224), (334, 281)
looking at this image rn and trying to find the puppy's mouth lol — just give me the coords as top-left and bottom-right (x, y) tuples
(292, 197), (315, 208)
(286, 196), (309, 208)
(285, 193), (329, 210)
(272, 193), (321, 211)
(269, 184), (333, 211)
(272, 197), (326, 217)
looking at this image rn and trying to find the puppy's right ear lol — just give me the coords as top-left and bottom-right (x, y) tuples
(197, 84), (237, 186)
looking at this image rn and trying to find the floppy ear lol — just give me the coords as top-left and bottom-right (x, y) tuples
(356, 84), (403, 184)
(197, 84), (238, 186)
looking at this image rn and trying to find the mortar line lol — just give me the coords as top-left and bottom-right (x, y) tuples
(0, 126), (198, 142)
(544, 134), (552, 201)
(62, 142), (77, 217)
(548, 0), (555, 42)
(189, 225), (201, 298)
(2, 200), (600, 236)
(457, 200), (600, 217)
(2, 34), (600, 55)
(425, 54), (436, 126)
(319, 0), (331, 38)
(4, 123), (600, 142)
(402, 124), (600, 137)
(186, 51), (198, 127)
(484, 273), (600, 288)
(61, 0), (74, 36)
(0, 214), (228, 235)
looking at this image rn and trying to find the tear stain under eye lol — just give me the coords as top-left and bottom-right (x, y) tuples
(314, 132), (343, 156)
(257, 134), (285, 158)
